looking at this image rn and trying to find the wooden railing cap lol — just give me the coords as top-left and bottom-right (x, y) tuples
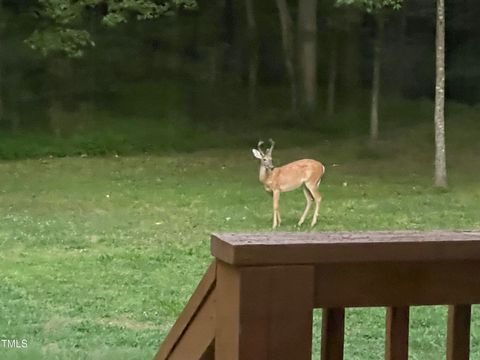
(211, 231), (480, 266)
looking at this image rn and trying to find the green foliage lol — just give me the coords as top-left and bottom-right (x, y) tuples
(0, 118), (325, 160)
(335, 0), (403, 12)
(1, 96), (479, 160)
(27, 28), (94, 58)
(26, 0), (197, 57)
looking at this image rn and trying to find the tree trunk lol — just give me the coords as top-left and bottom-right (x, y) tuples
(209, 2), (224, 84)
(222, 0), (240, 81)
(297, 0), (317, 113)
(275, 0), (297, 112)
(10, 109), (20, 133)
(245, 0), (258, 116)
(0, 61), (3, 124)
(0, 0), (4, 124)
(341, 9), (361, 107)
(434, 0), (447, 187)
(370, 13), (384, 143)
(47, 57), (71, 137)
(326, 33), (337, 118)
(394, 8), (407, 97)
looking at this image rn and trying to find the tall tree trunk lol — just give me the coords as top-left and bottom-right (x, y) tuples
(0, 0), (4, 124)
(222, 0), (239, 81)
(341, 9), (361, 107)
(326, 32), (337, 118)
(47, 57), (71, 137)
(297, 0), (317, 113)
(395, 8), (407, 97)
(434, 0), (447, 187)
(209, 2), (223, 84)
(370, 13), (384, 143)
(245, 0), (258, 116)
(10, 109), (20, 133)
(0, 56), (3, 125)
(275, 0), (297, 112)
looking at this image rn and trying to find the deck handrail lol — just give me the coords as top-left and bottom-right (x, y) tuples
(155, 231), (480, 360)
(211, 231), (480, 265)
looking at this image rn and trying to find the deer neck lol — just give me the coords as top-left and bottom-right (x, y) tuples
(259, 165), (273, 184)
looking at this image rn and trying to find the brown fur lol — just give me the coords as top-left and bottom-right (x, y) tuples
(254, 151), (325, 228)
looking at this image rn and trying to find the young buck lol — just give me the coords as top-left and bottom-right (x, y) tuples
(252, 139), (325, 228)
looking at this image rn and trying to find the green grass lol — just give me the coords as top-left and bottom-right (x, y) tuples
(1, 123), (480, 359)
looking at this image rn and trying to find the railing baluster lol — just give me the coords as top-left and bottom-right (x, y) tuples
(385, 306), (409, 360)
(321, 308), (345, 360)
(447, 304), (471, 360)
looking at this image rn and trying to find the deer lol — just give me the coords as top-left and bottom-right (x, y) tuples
(252, 139), (325, 229)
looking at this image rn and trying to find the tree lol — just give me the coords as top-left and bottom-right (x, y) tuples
(245, 0), (258, 116)
(370, 12), (384, 142)
(26, 0), (197, 58)
(0, 2), (25, 132)
(275, 0), (297, 112)
(326, 30), (338, 118)
(336, 0), (402, 142)
(339, 8), (362, 109)
(324, 2), (358, 118)
(335, 0), (402, 12)
(298, 0), (318, 114)
(20, 0), (197, 136)
(0, 0), (4, 123)
(434, 0), (447, 187)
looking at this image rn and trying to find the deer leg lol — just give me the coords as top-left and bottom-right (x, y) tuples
(298, 187), (313, 226)
(305, 182), (322, 227)
(272, 190), (280, 228)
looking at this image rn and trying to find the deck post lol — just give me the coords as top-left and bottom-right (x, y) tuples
(215, 261), (315, 360)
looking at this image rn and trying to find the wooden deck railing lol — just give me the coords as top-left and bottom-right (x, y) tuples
(155, 230), (480, 360)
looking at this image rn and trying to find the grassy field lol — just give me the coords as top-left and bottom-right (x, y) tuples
(1, 122), (480, 359)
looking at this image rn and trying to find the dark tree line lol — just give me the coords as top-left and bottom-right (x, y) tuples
(0, 0), (477, 185)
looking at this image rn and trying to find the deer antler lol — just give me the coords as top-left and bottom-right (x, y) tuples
(257, 140), (265, 155)
(267, 139), (275, 155)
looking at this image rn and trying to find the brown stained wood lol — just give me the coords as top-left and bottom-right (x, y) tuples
(215, 261), (242, 358)
(321, 308), (345, 360)
(154, 261), (216, 360)
(447, 305), (471, 360)
(215, 261), (314, 360)
(385, 307), (409, 360)
(314, 261), (480, 307)
(199, 343), (214, 360)
(211, 231), (480, 266)
(168, 290), (216, 360)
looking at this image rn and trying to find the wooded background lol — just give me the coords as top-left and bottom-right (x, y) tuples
(0, 1), (476, 168)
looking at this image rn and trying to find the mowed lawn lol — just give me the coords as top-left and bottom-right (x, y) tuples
(1, 133), (480, 359)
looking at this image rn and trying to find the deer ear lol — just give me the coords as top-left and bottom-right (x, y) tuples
(252, 149), (263, 159)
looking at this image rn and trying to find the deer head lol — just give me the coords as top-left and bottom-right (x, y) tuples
(252, 139), (275, 170)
